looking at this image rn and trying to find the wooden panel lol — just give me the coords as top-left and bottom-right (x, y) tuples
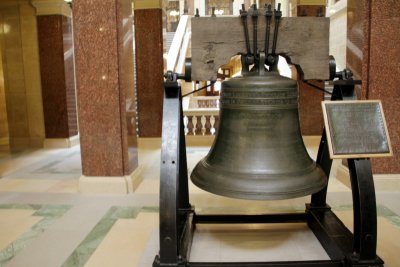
(191, 16), (329, 80)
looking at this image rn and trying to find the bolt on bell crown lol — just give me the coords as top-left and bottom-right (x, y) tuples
(190, 70), (327, 200)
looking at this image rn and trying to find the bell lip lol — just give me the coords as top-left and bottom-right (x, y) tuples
(190, 159), (328, 201)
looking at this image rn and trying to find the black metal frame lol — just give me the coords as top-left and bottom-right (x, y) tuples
(153, 78), (384, 267)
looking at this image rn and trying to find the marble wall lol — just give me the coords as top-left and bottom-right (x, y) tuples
(37, 15), (78, 138)
(0, 1), (45, 151)
(117, 0), (139, 173)
(346, 0), (399, 173)
(63, 16), (78, 137)
(0, 47), (9, 149)
(73, 0), (138, 176)
(360, 0), (400, 173)
(134, 8), (164, 137)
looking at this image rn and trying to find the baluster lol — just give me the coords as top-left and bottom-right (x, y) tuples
(187, 115), (194, 135)
(196, 115), (203, 134)
(210, 115), (216, 135)
(214, 115), (219, 135)
(201, 115), (206, 135)
(205, 115), (212, 135)
(192, 115), (198, 135)
(183, 116), (189, 135)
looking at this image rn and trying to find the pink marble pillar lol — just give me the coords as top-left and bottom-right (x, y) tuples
(360, 0), (400, 174)
(37, 15), (78, 141)
(73, 0), (139, 192)
(134, 6), (164, 137)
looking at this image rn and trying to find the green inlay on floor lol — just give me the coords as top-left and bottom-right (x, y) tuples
(61, 203), (400, 267)
(0, 204), (71, 266)
(333, 204), (400, 229)
(61, 206), (158, 267)
(32, 150), (81, 174)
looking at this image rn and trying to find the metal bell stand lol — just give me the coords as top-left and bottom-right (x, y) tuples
(153, 69), (384, 266)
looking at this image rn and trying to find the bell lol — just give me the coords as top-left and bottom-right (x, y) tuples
(190, 71), (327, 200)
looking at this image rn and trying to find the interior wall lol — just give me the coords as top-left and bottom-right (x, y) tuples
(363, 0), (400, 174)
(0, 33), (9, 150)
(0, 2), (45, 151)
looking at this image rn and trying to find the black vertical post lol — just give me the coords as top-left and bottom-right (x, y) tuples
(310, 82), (346, 207)
(158, 81), (190, 266)
(348, 159), (379, 262)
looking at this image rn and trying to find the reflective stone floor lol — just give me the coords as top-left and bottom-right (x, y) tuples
(0, 138), (399, 267)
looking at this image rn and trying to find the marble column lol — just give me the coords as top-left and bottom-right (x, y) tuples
(32, 0), (79, 148)
(359, 0), (400, 174)
(134, 0), (165, 137)
(73, 0), (140, 193)
(0, 1), (45, 151)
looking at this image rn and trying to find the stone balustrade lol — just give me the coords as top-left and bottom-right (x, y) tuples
(183, 96), (220, 136)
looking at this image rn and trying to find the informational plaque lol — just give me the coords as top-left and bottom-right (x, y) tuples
(322, 100), (392, 159)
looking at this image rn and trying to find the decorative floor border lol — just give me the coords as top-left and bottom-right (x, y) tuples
(0, 204), (71, 266)
(61, 206), (159, 267)
(333, 204), (400, 229)
(59, 202), (400, 267)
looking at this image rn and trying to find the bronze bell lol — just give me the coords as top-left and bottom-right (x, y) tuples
(190, 70), (327, 200)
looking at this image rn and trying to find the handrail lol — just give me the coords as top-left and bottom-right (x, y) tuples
(167, 15), (190, 72)
(175, 25), (191, 73)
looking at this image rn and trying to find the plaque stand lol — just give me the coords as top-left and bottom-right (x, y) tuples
(153, 77), (384, 267)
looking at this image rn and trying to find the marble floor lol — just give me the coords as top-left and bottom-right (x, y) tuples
(0, 138), (399, 267)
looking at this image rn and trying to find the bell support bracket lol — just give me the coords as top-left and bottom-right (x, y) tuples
(154, 75), (194, 267)
(154, 69), (384, 266)
(308, 76), (383, 266)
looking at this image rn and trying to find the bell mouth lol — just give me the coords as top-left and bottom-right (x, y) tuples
(190, 158), (327, 200)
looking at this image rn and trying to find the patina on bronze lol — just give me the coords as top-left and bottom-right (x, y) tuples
(190, 69), (327, 200)
(191, 5), (326, 200)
